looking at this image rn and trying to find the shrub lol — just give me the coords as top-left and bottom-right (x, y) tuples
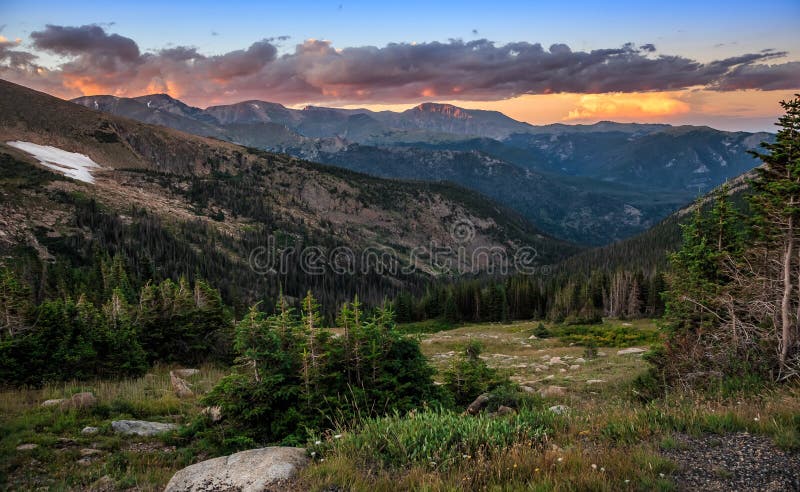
(204, 293), (444, 444)
(443, 340), (508, 407)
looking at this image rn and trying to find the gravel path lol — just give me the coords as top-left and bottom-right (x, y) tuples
(662, 432), (800, 491)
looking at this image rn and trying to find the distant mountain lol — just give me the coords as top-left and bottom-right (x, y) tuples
(71, 93), (771, 245)
(3, 79), (575, 311)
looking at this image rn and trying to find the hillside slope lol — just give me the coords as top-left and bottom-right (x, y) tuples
(1, 79), (577, 311)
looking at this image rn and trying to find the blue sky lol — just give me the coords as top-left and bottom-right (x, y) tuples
(3, 0), (798, 60)
(1, 0), (798, 130)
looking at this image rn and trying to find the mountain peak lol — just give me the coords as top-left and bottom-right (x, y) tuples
(409, 102), (472, 119)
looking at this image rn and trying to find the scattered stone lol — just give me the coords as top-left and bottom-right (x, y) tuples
(528, 335), (538, 340)
(597, 351), (608, 357)
(548, 356), (563, 364)
(41, 398), (65, 407)
(170, 371), (194, 398)
(569, 364), (580, 370)
(82, 426), (99, 435)
(202, 406), (223, 422)
(540, 355), (551, 361)
(586, 379), (606, 384)
(574, 357), (586, 363)
(61, 392), (97, 410)
(111, 420), (177, 436)
(520, 385), (536, 394)
(539, 385), (567, 398)
(548, 405), (570, 415)
(164, 446), (310, 492)
(16, 443), (38, 451)
(172, 368), (200, 378)
(559, 368), (567, 373)
(80, 448), (104, 457)
(617, 347), (647, 355)
(494, 405), (516, 417)
(466, 394), (491, 415)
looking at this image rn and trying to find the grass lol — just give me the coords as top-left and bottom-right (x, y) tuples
(0, 364), (228, 491)
(2, 319), (798, 491)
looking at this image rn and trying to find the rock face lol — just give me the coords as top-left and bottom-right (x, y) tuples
(111, 420), (177, 436)
(170, 371), (194, 398)
(164, 446), (309, 492)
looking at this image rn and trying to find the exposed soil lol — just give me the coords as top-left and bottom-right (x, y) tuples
(662, 432), (800, 492)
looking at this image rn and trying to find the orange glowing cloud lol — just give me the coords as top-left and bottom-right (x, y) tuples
(564, 92), (691, 121)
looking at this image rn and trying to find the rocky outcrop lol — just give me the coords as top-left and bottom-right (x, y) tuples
(170, 371), (194, 398)
(111, 420), (177, 436)
(164, 446), (309, 492)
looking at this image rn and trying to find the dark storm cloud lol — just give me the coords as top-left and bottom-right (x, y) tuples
(31, 24), (140, 62)
(2, 24), (799, 104)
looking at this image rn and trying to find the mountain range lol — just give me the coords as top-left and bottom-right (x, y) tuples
(72, 93), (772, 245)
(0, 79), (574, 310)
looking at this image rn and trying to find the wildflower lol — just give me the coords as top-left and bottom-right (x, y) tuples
(591, 464), (597, 470)
(513, 464), (518, 468)
(659, 473), (665, 478)
(600, 467), (605, 472)
(334, 434), (342, 439)
(310, 451), (316, 457)
(314, 440), (321, 445)
(625, 479), (630, 483)
(534, 468), (540, 473)
(557, 457), (563, 462)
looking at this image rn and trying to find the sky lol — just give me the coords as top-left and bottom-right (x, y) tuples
(1, 0), (798, 131)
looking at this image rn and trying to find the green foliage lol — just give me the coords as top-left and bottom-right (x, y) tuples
(443, 340), (508, 407)
(532, 322), (551, 339)
(548, 324), (660, 348)
(204, 294), (442, 444)
(311, 407), (552, 470)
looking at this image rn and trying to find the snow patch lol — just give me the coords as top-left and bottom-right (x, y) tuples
(7, 141), (101, 183)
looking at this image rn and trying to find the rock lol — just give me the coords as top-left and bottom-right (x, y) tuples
(41, 398), (65, 407)
(548, 405), (570, 415)
(82, 426), (99, 435)
(574, 357), (586, 363)
(597, 351), (608, 357)
(16, 443), (38, 451)
(494, 405), (516, 417)
(172, 368), (200, 378)
(170, 371), (194, 398)
(111, 420), (177, 436)
(586, 379), (606, 384)
(202, 406), (222, 422)
(466, 393), (491, 415)
(528, 335), (538, 340)
(548, 356), (563, 364)
(164, 446), (309, 492)
(559, 368), (567, 373)
(520, 385), (537, 394)
(88, 475), (115, 492)
(61, 392), (96, 410)
(617, 347), (647, 355)
(80, 448), (104, 457)
(539, 385), (567, 398)
(569, 364), (580, 370)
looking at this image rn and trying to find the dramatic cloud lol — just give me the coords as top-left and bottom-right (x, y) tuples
(1, 24), (798, 106)
(565, 92), (691, 120)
